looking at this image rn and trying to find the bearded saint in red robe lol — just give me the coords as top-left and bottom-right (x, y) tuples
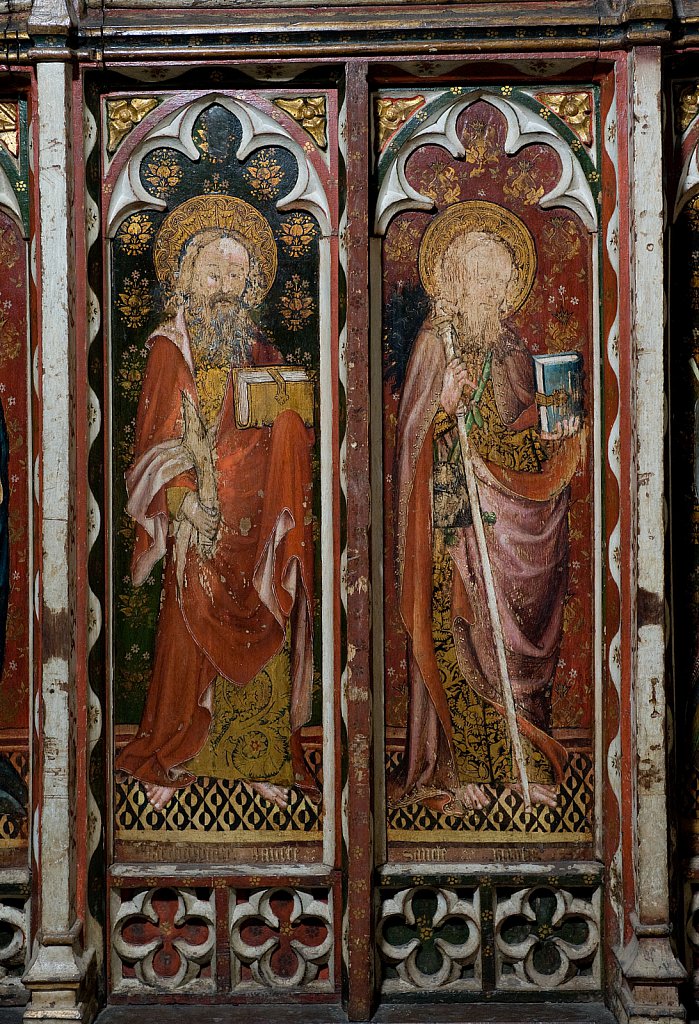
(392, 208), (584, 814)
(116, 196), (316, 811)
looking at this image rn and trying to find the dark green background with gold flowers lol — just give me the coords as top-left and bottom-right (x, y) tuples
(110, 101), (322, 726)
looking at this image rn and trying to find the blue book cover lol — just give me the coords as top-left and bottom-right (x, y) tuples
(533, 351), (584, 434)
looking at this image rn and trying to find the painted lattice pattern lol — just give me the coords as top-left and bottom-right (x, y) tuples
(387, 751), (592, 839)
(0, 750), (28, 843)
(114, 774), (322, 840)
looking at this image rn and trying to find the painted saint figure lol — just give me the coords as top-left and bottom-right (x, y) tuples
(117, 195), (316, 812)
(0, 396), (8, 680)
(391, 201), (583, 814)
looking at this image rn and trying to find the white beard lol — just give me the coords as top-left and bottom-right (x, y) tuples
(184, 297), (254, 367)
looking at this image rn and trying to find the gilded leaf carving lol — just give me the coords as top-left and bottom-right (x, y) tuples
(274, 96), (327, 148)
(0, 103), (18, 158)
(375, 96), (424, 151)
(106, 97), (160, 156)
(536, 91), (593, 146)
(679, 84), (699, 133)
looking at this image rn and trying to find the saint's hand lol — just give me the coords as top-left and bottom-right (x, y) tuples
(180, 492), (220, 545)
(540, 414), (581, 442)
(440, 358), (478, 417)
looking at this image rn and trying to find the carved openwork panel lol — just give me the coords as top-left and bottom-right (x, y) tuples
(111, 887), (216, 994)
(377, 868), (601, 997)
(377, 884), (481, 993)
(109, 880), (337, 998)
(230, 885), (334, 991)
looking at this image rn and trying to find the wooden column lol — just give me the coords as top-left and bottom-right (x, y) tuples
(343, 60), (376, 1022)
(22, 59), (96, 1024)
(614, 43), (686, 1024)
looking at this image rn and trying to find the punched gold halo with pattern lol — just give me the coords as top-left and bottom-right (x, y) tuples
(418, 200), (537, 314)
(153, 193), (278, 304)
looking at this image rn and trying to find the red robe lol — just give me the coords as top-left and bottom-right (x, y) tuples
(116, 312), (315, 791)
(393, 319), (582, 800)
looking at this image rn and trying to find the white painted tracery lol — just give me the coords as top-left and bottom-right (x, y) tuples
(106, 93), (331, 237)
(374, 89), (597, 235)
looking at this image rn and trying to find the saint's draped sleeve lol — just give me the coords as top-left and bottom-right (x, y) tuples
(126, 336), (198, 587)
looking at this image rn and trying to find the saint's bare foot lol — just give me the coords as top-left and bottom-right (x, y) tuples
(511, 782), (558, 808)
(144, 783), (176, 811)
(449, 784), (492, 813)
(251, 781), (290, 810)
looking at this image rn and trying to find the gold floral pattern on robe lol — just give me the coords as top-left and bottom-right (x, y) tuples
(185, 629), (294, 785)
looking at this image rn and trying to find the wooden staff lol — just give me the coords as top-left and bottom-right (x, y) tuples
(440, 321), (532, 812)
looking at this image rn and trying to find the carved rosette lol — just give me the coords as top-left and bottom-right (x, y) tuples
(230, 887), (333, 990)
(375, 96), (425, 152)
(377, 886), (481, 992)
(536, 91), (593, 146)
(494, 886), (600, 990)
(111, 887), (216, 993)
(0, 103), (18, 158)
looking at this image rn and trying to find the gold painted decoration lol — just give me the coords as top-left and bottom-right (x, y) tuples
(279, 275), (314, 331)
(278, 213), (317, 258)
(384, 220), (421, 263)
(418, 200), (537, 314)
(116, 213), (154, 257)
(203, 173), (230, 194)
(0, 103), (18, 158)
(243, 149), (285, 201)
(143, 149), (183, 197)
(117, 270), (152, 329)
(503, 157), (545, 206)
(462, 119), (500, 178)
(153, 193), (278, 304)
(375, 96), (424, 151)
(106, 97), (159, 156)
(536, 91), (593, 146)
(418, 160), (462, 207)
(274, 96), (327, 149)
(679, 84), (699, 133)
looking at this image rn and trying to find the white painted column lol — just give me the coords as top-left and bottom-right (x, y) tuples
(22, 61), (95, 1024)
(616, 44), (686, 1024)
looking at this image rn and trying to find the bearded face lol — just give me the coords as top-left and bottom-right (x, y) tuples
(184, 292), (254, 367)
(435, 234), (515, 359)
(179, 234), (255, 367)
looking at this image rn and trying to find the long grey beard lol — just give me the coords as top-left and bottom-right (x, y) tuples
(454, 307), (502, 362)
(185, 299), (254, 367)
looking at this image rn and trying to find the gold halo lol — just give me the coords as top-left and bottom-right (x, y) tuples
(417, 200), (537, 314)
(153, 194), (277, 304)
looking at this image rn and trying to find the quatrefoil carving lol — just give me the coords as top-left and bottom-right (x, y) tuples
(112, 887), (215, 992)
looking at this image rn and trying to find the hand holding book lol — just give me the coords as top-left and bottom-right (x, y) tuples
(533, 351), (584, 441)
(540, 414), (582, 442)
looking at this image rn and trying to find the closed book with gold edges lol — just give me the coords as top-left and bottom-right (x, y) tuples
(232, 366), (315, 429)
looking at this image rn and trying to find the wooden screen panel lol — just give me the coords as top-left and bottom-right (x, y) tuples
(372, 80), (608, 1001)
(0, 99), (31, 869)
(89, 76), (342, 1001)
